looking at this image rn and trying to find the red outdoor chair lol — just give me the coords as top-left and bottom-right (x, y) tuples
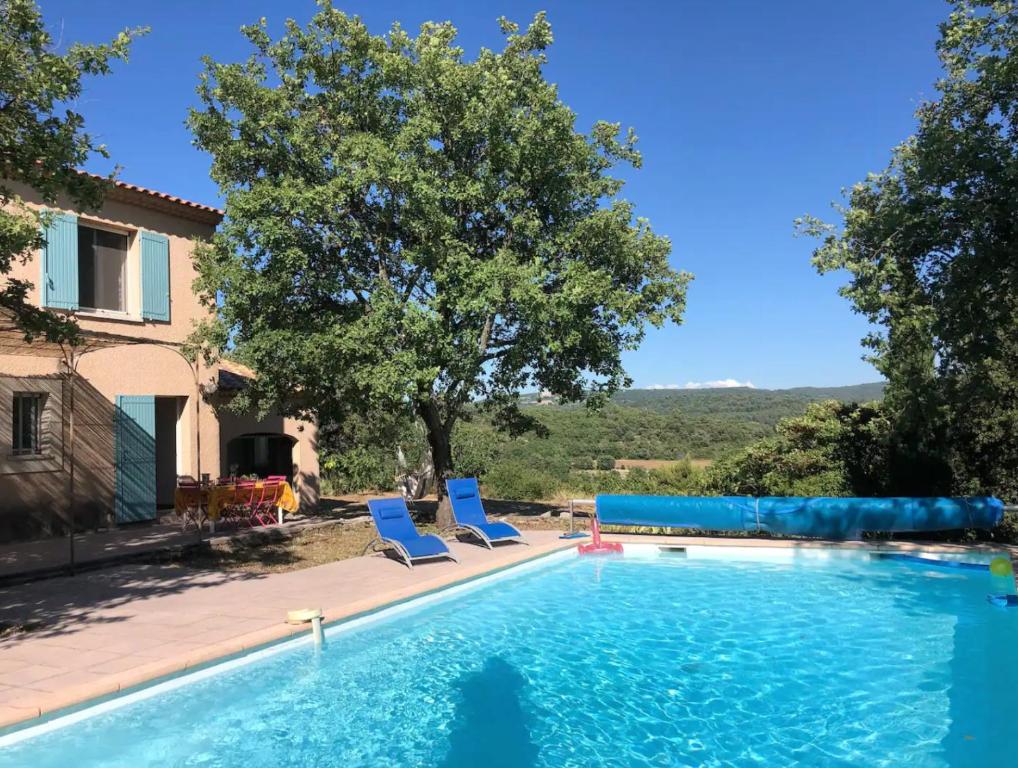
(175, 476), (205, 532)
(222, 480), (256, 528)
(251, 481), (282, 526)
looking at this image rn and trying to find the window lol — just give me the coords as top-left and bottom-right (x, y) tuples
(78, 225), (129, 312)
(12, 393), (44, 456)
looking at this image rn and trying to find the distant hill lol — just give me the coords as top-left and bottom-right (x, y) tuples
(522, 382), (883, 413)
(499, 382), (885, 463)
(607, 382), (884, 418)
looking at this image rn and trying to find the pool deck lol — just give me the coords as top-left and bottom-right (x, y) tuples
(0, 531), (1013, 730)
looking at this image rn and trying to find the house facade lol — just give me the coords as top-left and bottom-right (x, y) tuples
(0, 177), (318, 541)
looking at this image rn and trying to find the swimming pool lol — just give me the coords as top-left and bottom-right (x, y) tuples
(2, 545), (1016, 767)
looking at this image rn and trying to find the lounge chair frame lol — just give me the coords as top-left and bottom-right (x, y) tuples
(361, 536), (459, 570)
(441, 521), (528, 550)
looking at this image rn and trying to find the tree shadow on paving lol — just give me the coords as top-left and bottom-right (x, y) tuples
(0, 561), (267, 643)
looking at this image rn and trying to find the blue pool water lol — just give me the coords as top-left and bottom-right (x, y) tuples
(2, 547), (1017, 767)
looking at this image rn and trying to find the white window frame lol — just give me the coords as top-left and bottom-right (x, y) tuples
(12, 392), (45, 457)
(75, 220), (142, 321)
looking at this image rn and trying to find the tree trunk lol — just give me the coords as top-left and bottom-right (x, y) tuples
(418, 398), (454, 528)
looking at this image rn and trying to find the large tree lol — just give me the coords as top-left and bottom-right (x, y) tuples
(800, 0), (1018, 501)
(189, 6), (689, 522)
(0, 0), (143, 343)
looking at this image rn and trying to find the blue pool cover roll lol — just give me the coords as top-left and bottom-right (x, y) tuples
(595, 495), (1005, 540)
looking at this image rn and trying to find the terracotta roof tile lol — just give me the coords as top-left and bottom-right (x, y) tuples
(77, 170), (224, 221)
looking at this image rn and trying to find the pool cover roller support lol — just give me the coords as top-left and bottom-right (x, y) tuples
(594, 495), (1005, 540)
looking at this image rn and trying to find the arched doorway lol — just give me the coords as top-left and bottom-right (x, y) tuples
(225, 433), (296, 480)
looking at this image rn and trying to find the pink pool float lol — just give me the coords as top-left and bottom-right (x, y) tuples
(578, 517), (623, 556)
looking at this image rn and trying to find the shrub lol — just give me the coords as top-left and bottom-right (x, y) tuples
(482, 462), (563, 501)
(320, 446), (394, 494)
(648, 460), (699, 494)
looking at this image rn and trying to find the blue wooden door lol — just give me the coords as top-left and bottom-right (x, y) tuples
(115, 395), (157, 523)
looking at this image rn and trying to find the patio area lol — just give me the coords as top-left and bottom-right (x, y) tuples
(0, 529), (573, 729)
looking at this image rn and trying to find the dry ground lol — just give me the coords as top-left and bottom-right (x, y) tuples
(165, 496), (589, 575)
(613, 458), (713, 470)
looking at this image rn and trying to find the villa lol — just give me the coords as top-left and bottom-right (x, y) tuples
(0, 176), (319, 541)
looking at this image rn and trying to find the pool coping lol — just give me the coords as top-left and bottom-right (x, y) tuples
(1, 532), (1012, 735)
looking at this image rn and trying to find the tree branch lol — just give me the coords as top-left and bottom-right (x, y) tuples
(477, 314), (493, 355)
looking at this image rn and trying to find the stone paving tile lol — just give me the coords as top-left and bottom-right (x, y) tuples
(0, 658), (28, 675)
(0, 664), (64, 687)
(11, 646), (120, 670)
(133, 639), (218, 661)
(0, 705), (40, 724)
(86, 634), (176, 657)
(84, 654), (165, 676)
(23, 669), (111, 694)
(0, 685), (31, 705)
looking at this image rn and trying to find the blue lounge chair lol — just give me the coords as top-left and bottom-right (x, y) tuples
(445, 478), (527, 548)
(364, 497), (458, 569)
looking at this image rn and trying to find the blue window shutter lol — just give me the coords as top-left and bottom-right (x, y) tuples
(42, 211), (79, 310)
(115, 395), (157, 523)
(140, 231), (170, 321)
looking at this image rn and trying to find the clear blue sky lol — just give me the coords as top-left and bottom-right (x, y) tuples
(41, 0), (948, 389)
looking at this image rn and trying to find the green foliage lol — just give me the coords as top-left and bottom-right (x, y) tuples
(0, 0), (144, 343)
(320, 445), (394, 495)
(317, 408), (425, 494)
(481, 461), (562, 501)
(319, 384), (885, 496)
(650, 461), (702, 493)
(564, 461), (702, 498)
(799, 0), (1018, 502)
(702, 401), (892, 497)
(451, 420), (506, 480)
(187, 4), (689, 524)
(481, 384), (883, 470)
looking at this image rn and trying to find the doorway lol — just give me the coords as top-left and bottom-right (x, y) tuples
(225, 433), (295, 480)
(155, 396), (184, 508)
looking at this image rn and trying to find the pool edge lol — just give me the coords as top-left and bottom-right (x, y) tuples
(2, 533), (1011, 737)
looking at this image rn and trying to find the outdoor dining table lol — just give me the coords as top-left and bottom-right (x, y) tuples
(173, 479), (299, 532)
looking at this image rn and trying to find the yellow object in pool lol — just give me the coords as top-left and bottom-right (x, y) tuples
(989, 557), (1013, 577)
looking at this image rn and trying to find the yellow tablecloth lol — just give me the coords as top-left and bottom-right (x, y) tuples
(174, 481), (299, 522)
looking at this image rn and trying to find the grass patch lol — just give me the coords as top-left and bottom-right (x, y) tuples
(177, 521), (389, 574)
